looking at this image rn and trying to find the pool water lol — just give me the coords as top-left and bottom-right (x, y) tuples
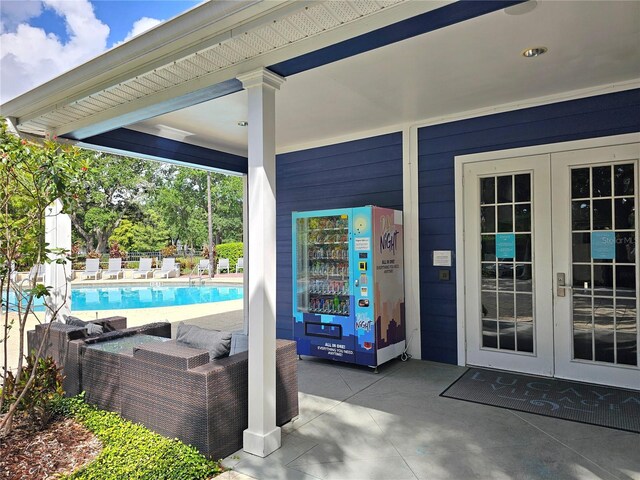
(7, 285), (243, 312)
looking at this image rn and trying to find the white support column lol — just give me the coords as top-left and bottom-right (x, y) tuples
(242, 174), (249, 334)
(402, 126), (422, 359)
(237, 67), (285, 458)
(44, 199), (72, 322)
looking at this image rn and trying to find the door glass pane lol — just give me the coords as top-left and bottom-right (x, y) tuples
(515, 204), (531, 232)
(572, 201), (591, 230)
(594, 330), (615, 363)
(614, 164), (634, 196)
(574, 329), (593, 361)
(497, 205), (513, 232)
(481, 177), (495, 205)
(592, 166), (612, 197)
(572, 233), (591, 263)
(570, 163), (637, 367)
(516, 323), (534, 353)
(481, 235), (496, 261)
(616, 232), (635, 263)
(479, 173), (534, 353)
(514, 174), (531, 202)
(497, 176), (513, 203)
(615, 198), (634, 229)
(592, 199), (612, 230)
(482, 320), (498, 348)
(481, 206), (495, 233)
(572, 168), (590, 198)
(498, 293), (515, 320)
(499, 322), (516, 350)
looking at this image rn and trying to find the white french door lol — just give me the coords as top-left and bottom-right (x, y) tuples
(552, 145), (639, 388)
(463, 142), (640, 389)
(464, 155), (554, 376)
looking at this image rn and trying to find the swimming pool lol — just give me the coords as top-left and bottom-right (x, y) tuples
(8, 285), (243, 312)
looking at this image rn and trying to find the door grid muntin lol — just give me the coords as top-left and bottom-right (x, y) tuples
(480, 172), (535, 354)
(570, 162), (638, 367)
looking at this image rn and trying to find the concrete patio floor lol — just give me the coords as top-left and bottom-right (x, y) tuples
(223, 358), (640, 480)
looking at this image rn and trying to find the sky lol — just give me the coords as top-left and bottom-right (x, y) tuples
(0, 0), (203, 104)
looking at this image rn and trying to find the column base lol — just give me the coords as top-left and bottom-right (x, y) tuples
(243, 426), (282, 457)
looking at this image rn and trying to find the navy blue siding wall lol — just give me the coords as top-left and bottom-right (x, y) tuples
(276, 133), (403, 339)
(418, 89), (640, 365)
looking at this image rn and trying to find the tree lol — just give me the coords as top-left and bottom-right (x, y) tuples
(69, 151), (157, 253)
(150, 167), (243, 250)
(0, 120), (83, 435)
(109, 212), (169, 252)
(209, 173), (243, 244)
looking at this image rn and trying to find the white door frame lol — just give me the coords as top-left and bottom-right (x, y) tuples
(455, 133), (640, 368)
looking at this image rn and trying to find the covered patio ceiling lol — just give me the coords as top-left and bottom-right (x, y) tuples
(3, 1), (638, 163)
(128, 0), (640, 157)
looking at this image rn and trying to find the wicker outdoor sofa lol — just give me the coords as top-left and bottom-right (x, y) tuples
(27, 316), (170, 396)
(27, 318), (299, 460)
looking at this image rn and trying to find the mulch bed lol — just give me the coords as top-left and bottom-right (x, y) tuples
(0, 415), (101, 479)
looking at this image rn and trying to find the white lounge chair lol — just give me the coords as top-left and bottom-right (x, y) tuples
(216, 258), (230, 274)
(132, 258), (153, 279)
(235, 257), (244, 273)
(81, 259), (101, 280)
(102, 258), (124, 279)
(153, 258), (178, 279)
(197, 259), (211, 275)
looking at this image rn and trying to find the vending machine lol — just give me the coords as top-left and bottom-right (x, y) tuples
(292, 206), (405, 368)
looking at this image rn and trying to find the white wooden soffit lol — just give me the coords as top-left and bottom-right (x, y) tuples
(2, 0), (450, 139)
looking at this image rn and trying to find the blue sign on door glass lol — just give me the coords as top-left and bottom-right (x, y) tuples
(591, 231), (616, 259)
(496, 233), (516, 259)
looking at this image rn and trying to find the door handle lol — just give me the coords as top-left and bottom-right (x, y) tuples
(556, 273), (573, 297)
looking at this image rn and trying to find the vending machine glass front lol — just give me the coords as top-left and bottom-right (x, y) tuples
(295, 214), (350, 316)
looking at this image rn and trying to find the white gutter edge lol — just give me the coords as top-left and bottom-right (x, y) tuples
(0, 0), (292, 118)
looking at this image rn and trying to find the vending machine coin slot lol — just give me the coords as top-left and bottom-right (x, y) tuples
(359, 261), (367, 271)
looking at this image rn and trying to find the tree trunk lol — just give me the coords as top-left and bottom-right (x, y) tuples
(69, 214), (94, 251)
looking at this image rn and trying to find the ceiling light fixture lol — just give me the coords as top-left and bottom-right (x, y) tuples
(237, 121), (248, 127)
(522, 46), (547, 58)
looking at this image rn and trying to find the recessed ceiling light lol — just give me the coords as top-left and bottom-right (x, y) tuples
(505, 1), (537, 16)
(237, 121), (248, 127)
(522, 47), (547, 58)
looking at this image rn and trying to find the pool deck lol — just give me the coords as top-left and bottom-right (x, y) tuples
(71, 271), (244, 286)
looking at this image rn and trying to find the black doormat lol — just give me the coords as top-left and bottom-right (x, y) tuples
(441, 368), (640, 433)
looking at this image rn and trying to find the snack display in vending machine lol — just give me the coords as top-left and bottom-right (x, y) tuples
(292, 206), (405, 368)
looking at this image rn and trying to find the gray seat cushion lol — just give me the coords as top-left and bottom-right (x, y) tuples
(64, 315), (103, 336)
(230, 331), (248, 356)
(176, 323), (231, 360)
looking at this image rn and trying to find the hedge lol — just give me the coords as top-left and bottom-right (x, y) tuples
(55, 395), (223, 479)
(215, 242), (243, 272)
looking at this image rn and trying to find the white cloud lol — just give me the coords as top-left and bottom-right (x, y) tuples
(0, 0), (109, 104)
(113, 16), (162, 47)
(0, 1), (43, 34)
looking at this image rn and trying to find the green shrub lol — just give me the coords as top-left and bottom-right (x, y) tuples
(215, 242), (243, 271)
(161, 244), (177, 257)
(1, 353), (64, 430)
(56, 395), (223, 479)
(176, 256), (197, 271)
